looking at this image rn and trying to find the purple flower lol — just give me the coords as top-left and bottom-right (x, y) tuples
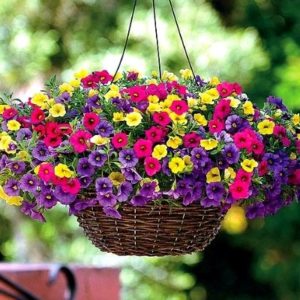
(263, 153), (280, 171)
(77, 157), (95, 177)
(136, 100), (149, 111)
(97, 192), (117, 207)
(20, 174), (39, 194)
(87, 95), (101, 109)
(69, 199), (97, 215)
(117, 182), (133, 202)
(121, 168), (142, 184)
(32, 142), (51, 161)
(175, 179), (191, 197)
(225, 115), (245, 134)
(191, 148), (209, 167)
(214, 131), (233, 143)
(54, 186), (76, 204)
(130, 195), (150, 206)
(95, 178), (113, 195)
(103, 206), (121, 219)
(246, 203), (265, 219)
(88, 150), (107, 167)
(21, 201), (45, 222)
(4, 179), (20, 196)
(222, 144), (240, 165)
(119, 149), (138, 168)
(206, 183), (225, 202)
(95, 120), (114, 137)
(201, 197), (221, 208)
(140, 182), (157, 198)
(216, 157), (229, 170)
(195, 75), (207, 87)
(56, 92), (71, 104)
(183, 182), (203, 206)
(79, 176), (93, 188)
(267, 96), (288, 112)
(36, 191), (57, 209)
(161, 157), (171, 176)
(0, 155), (9, 170)
(112, 99), (133, 113)
(16, 128), (32, 141)
(9, 161), (26, 174)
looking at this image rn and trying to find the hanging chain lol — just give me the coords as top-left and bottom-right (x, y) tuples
(168, 0), (198, 84)
(152, 0), (162, 79)
(113, 0), (138, 82)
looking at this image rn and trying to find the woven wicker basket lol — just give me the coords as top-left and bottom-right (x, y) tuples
(77, 202), (224, 256)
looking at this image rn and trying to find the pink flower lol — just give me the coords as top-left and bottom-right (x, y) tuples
(208, 118), (225, 134)
(70, 130), (92, 153)
(125, 86), (147, 102)
(233, 131), (252, 149)
(229, 180), (250, 200)
(274, 125), (290, 146)
(288, 169), (300, 185)
(145, 126), (165, 143)
(31, 107), (45, 125)
(281, 136), (291, 147)
(38, 163), (54, 183)
(61, 178), (81, 195)
(44, 135), (62, 148)
(144, 157), (161, 176)
(81, 74), (99, 89)
(83, 112), (100, 131)
(112, 132), (128, 149)
(170, 100), (189, 115)
(247, 139), (265, 155)
(258, 160), (269, 177)
(3, 108), (18, 120)
(153, 112), (171, 126)
(183, 132), (201, 148)
(213, 99), (231, 119)
(217, 82), (234, 97)
(58, 123), (73, 136)
(236, 169), (253, 184)
(93, 70), (113, 84)
(133, 139), (153, 158)
(232, 82), (243, 95)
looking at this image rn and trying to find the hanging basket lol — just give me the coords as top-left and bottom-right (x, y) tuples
(77, 201), (223, 256)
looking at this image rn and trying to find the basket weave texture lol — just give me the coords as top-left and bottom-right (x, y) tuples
(77, 202), (224, 256)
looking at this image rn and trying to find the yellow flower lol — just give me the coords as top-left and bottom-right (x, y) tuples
(169, 112), (187, 125)
(297, 134), (300, 140)
(0, 186), (23, 206)
(169, 157), (186, 174)
(69, 79), (81, 88)
(180, 69), (193, 80)
(151, 70), (158, 78)
(146, 79), (158, 85)
(31, 93), (49, 109)
(199, 105), (207, 111)
(243, 101), (255, 115)
(152, 145), (168, 160)
(54, 164), (74, 178)
(274, 109), (282, 117)
(241, 159), (258, 173)
(229, 97), (241, 108)
(206, 88), (219, 99)
(90, 135), (109, 145)
(16, 150), (30, 161)
(88, 89), (99, 97)
(109, 172), (125, 186)
(167, 136), (182, 149)
(209, 76), (220, 86)
(224, 167), (236, 180)
(49, 103), (66, 118)
(147, 103), (162, 114)
(290, 152), (297, 160)
(74, 69), (88, 80)
(7, 120), (21, 131)
(162, 71), (178, 82)
(187, 97), (198, 108)
(222, 206), (247, 235)
(206, 167), (221, 183)
(125, 112), (142, 126)
(113, 112), (125, 122)
(257, 119), (275, 135)
(200, 93), (214, 105)
(200, 139), (218, 151)
(194, 113), (208, 126)
(0, 105), (10, 114)
(59, 83), (74, 95)
(148, 95), (159, 103)
(292, 114), (300, 126)
(112, 72), (122, 82)
(0, 133), (12, 150)
(165, 94), (180, 107)
(105, 85), (121, 100)
(183, 155), (193, 171)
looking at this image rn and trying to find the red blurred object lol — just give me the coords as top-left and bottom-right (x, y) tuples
(0, 264), (120, 300)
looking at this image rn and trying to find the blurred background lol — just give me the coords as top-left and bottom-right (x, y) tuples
(0, 0), (300, 299)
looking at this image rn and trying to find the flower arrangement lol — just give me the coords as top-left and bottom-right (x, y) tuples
(0, 68), (299, 222)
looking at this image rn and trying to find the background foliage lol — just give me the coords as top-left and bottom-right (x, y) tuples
(0, 0), (300, 299)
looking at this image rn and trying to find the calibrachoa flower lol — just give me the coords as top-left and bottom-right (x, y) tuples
(0, 69), (298, 221)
